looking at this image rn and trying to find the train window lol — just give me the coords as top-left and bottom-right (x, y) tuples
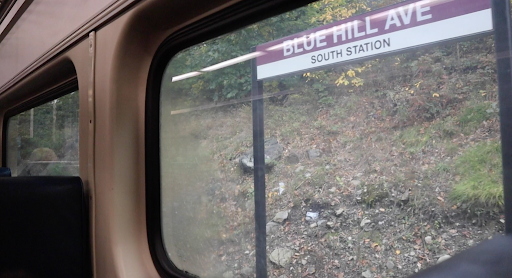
(157, 0), (506, 277)
(6, 91), (79, 176)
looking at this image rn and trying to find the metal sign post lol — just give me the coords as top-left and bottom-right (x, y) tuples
(492, 0), (512, 234)
(251, 46), (267, 278)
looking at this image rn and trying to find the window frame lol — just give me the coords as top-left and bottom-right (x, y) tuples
(146, 0), (512, 277)
(2, 78), (78, 171)
(145, 0), (317, 277)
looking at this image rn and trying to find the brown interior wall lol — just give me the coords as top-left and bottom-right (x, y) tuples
(0, 0), (239, 276)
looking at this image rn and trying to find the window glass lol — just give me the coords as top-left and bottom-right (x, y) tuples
(7, 91), (79, 176)
(161, 0), (503, 277)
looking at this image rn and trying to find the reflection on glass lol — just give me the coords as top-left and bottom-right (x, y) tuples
(160, 0), (504, 277)
(7, 91), (79, 177)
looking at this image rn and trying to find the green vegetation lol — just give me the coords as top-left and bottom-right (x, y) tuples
(458, 102), (496, 135)
(449, 141), (503, 209)
(10, 92), (79, 160)
(162, 0), (402, 106)
(362, 184), (389, 208)
(396, 126), (431, 154)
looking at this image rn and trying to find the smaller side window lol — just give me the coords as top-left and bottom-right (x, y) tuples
(6, 91), (79, 176)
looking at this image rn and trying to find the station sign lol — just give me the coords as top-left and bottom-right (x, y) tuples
(255, 0), (493, 80)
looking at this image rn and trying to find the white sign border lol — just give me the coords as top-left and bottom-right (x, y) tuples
(257, 9), (493, 80)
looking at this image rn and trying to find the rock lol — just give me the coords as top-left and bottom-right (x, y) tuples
(273, 211), (289, 223)
(350, 180), (362, 187)
(285, 152), (300, 165)
(317, 220), (328, 227)
(222, 271), (234, 278)
(360, 218), (371, 227)
(266, 222), (280, 234)
(239, 137), (283, 173)
(307, 149), (321, 160)
(306, 211), (319, 221)
(310, 223), (318, 228)
(425, 236), (433, 245)
(301, 259), (307, 265)
(239, 156), (255, 173)
(265, 137), (283, 159)
(327, 221), (335, 228)
(269, 248), (293, 267)
(437, 255), (451, 264)
(386, 260), (395, 269)
(362, 269), (373, 278)
(400, 190), (410, 204)
(240, 267), (252, 277)
(335, 208), (344, 216)
(306, 266), (316, 275)
(329, 187), (337, 193)
(295, 166), (305, 172)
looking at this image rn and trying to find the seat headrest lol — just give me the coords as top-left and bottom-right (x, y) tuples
(0, 176), (90, 278)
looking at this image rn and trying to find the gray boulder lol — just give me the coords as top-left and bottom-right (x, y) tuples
(240, 137), (283, 173)
(269, 248), (293, 267)
(266, 222), (280, 234)
(273, 210), (289, 223)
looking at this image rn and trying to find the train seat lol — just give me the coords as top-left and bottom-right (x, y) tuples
(0, 167), (11, 177)
(0, 176), (90, 278)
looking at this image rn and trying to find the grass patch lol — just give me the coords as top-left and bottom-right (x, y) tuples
(457, 102), (494, 135)
(449, 141), (503, 209)
(396, 126), (431, 154)
(265, 104), (309, 140)
(435, 162), (450, 173)
(444, 141), (460, 156)
(429, 116), (458, 139)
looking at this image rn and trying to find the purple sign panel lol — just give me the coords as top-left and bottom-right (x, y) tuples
(255, 0), (493, 80)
